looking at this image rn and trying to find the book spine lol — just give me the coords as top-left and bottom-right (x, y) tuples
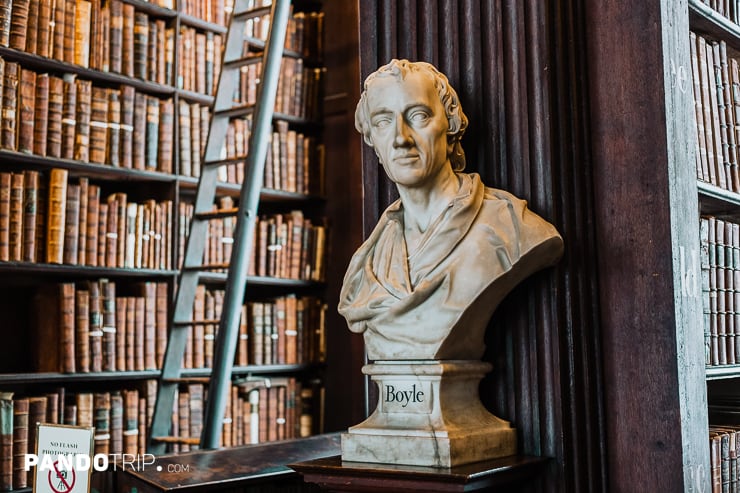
(8, 173), (22, 262)
(1, 61), (18, 151)
(47, 75), (63, 158)
(107, 89), (121, 166)
(60, 283), (76, 373)
(0, 173), (9, 261)
(8, 0), (30, 51)
(145, 96), (159, 170)
(89, 86), (109, 164)
(74, 0), (91, 67)
(33, 73), (49, 157)
(62, 182), (80, 265)
(0, 392), (13, 491)
(61, 75), (77, 160)
(17, 68), (35, 154)
(94, 393), (111, 455)
(74, 78), (92, 162)
(12, 398), (28, 489)
(75, 288), (90, 372)
(63, 0), (76, 64)
(0, 0), (11, 47)
(36, 0), (52, 57)
(21, 171), (38, 263)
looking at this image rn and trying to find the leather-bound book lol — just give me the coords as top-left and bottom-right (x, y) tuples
(100, 279), (116, 371)
(46, 75), (63, 158)
(85, 184), (100, 266)
(0, 0), (11, 46)
(22, 170), (39, 263)
(77, 177), (88, 265)
(75, 288), (90, 372)
(144, 96), (159, 171)
(73, 0), (91, 67)
(0, 392), (13, 491)
(62, 182), (79, 265)
(143, 282), (156, 370)
(8, 0), (29, 51)
(36, 0), (52, 57)
(63, 0), (75, 64)
(8, 172), (22, 262)
(33, 73), (49, 156)
(76, 392), (93, 427)
(121, 3), (134, 77)
(133, 12), (148, 80)
(60, 75), (77, 160)
(73, 78), (92, 162)
(12, 398), (28, 488)
(119, 85), (134, 168)
(17, 68), (35, 154)
(51, 0), (66, 61)
(0, 172), (10, 261)
(107, 89), (120, 166)
(89, 86), (108, 164)
(89, 280), (103, 372)
(158, 98), (173, 173)
(109, 393), (122, 454)
(60, 282), (76, 372)
(132, 92), (146, 170)
(1, 61), (18, 151)
(24, 0), (38, 54)
(109, 0), (122, 73)
(122, 390), (138, 455)
(93, 393), (110, 455)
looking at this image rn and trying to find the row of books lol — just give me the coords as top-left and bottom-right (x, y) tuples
(177, 26), (222, 96)
(181, 0), (227, 26)
(690, 32), (740, 193)
(242, 3), (325, 60)
(0, 384), (151, 491)
(701, 216), (740, 366)
(0, 0), (178, 86)
(233, 57), (325, 121)
(218, 117), (325, 195)
(710, 424), (740, 493)
(0, 169), (173, 268)
(33, 280), (168, 374)
(0, 59), (177, 173)
(177, 100), (210, 179)
(177, 204), (327, 282)
(181, 287), (326, 369)
(697, 0), (740, 25)
(165, 378), (320, 454)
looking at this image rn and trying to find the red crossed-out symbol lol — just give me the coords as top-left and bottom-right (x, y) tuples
(48, 459), (76, 493)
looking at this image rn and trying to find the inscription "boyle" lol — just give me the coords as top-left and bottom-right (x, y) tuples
(384, 384), (424, 408)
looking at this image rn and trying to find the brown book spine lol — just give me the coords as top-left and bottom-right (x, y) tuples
(119, 85), (134, 168)
(0, 172), (9, 261)
(60, 282), (76, 372)
(125, 295), (134, 370)
(115, 294), (125, 371)
(75, 288), (90, 372)
(88, 280), (104, 372)
(107, 89), (121, 166)
(122, 389), (138, 455)
(177, 390), (190, 452)
(0, 0), (11, 47)
(115, 192), (126, 268)
(146, 19), (156, 82)
(133, 12), (148, 80)
(0, 392), (13, 491)
(12, 398), (28, 489)
(143, 282), (156, 370)
(96, 202), (107, 265)
(33, 73), (49, 156)
(63, 0), (76, 64)
(100, 279), (116, 371)
(110, 393), (122, 454)
(155, 282), (167, 369)
(121, 3), (134, 77)
(189, 384), (203, 450)
(62, 182), (80, 265)
(134, 296), (144, 371)
(22, 170), (39, 263)
(158, 98), (173, 173)
(76, 392), (93, 427)
(26, 396), (46, 483)
(89, 86), (108, 164)
(74, 0), (91, 67)
(8, 0), (30, 51)
(204, 290), (214, 368)
(132, 92), (146, 169)
(61, 75), (77, 160)
(1, 61), (18, 151)
(46, 169), (67, 263)
(36, 0), (52, 57)
(77, 177), (88, 265)
(8, 173), (22, 262)
(45, 393), (58, 424)
(105, 194), (118, 267)
(85, 184), (99, 266)
(109, 0), (123, 73)
(47, 75), (63, 158)
(51, 0), (66, 61)
(24, 0), (38, 53)
(17, 68), (35, 154)
(74, 78), (92, 162)
(94, 393), (111, 455)
(192, 285), (205, 368)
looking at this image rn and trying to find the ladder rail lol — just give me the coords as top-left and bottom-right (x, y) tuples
(200, 0), (293, 449)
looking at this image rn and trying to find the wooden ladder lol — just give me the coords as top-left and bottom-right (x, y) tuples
(148, 0), (292, 453)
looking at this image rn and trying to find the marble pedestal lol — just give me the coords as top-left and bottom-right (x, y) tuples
(341, 360), (516, 468)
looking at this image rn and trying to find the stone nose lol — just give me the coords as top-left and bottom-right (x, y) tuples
(393, 117), (413, 147)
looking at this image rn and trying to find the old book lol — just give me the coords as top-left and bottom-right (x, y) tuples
(22, 171), (39, 262)
(89, 86), (108, 164)
(27, 396), (46, 483)
(114, 294), (125, 371)
(109, 0), (123, 73)
(0, 172), (9, 261)
(132, 92), (146, 169)
(76, 393), (93, 429)
(122, 389), (138, 455)
(1, 61), (18, 151)
(192, 285), (205, 368)
(51, 0), (66, 61)
(8, 173), (22, 262)
(8, 0), (30, 50)
(0, 392), (12, 491)
(121, 3), (134, 77)
(104, 194), (118, 267)
(204, 290), (214, 368)
(158, 98), (173, 173)
(93, 392), (110, 455)
(33, 73), (49, 156)
(36, 0), (52, 57)
(73, 0), (91, 67)
(12, 398), (28, 488)
(64, 403), (76, 425)
(189, 384), (203, 450)
(77, 177), (88, 265)
(60, 282), (76, 372)
(134, 296), (144, 371)
(145, 96), (159, 170)
(85, 184), (100, 266)
(63, 0), (76, 64)
(109, 393), (122, 454)
(177, 390), (190, 452)
(62, 182), (80, 265)
(119, 85), (134, 168)
(74, 79), (92, 162)
(142, 282), (156, 370)
(89, 280), (104, 372)
(25, 0), (38, 53)
(45, 393), (58, 424)
(47, 76), (63, 158)
(61, 75), (77, 160)
(46, 168), (67, 264)
(155, 282), (167, 368)
(114, 192), (126, 267)
(178, 101), (191, 176)
(133, 12), (148, 80)
(75, 288), (90, 372)
(99, 279), (116, 370)
(124, 296), (134, 370)
(146, 19), (156, 82)
(107, 89), (121, 166)
(17, 68), (35, 154)
(0, 0), (10, 47)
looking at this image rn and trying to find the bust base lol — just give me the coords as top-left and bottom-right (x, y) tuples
(341, 360), (516, 467)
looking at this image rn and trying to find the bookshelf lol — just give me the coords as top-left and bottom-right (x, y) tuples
(0, 0), (335, 490)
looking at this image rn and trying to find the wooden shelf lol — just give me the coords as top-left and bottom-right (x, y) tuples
(196, 272), (325, 289)
(689, 0), (740, 51)
(0, 370), (161, 384)
(697, 180), (740, 216)
(121, 0), (178, 19)
(0, 262), (177, 278)
(182, 363), (321, 378)
(177, 176), (324, 202)
(179, 12), (228, 34)
(176, 88), (215, 105)
(706, 365), (740, 380)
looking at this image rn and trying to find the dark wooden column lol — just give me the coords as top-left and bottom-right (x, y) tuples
(356, 1), (608, 492)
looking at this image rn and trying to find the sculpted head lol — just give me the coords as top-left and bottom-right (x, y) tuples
(355, 59), (469, 173)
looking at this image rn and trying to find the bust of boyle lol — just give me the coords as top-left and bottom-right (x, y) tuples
(338, 59), (564, 361)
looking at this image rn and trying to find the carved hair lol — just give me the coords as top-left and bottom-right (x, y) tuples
(355, 59), (469, 172)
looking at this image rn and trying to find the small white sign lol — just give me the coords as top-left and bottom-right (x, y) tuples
(32, 424), (93, 493)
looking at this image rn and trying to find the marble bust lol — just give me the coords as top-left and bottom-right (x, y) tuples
(338, 59), (564, 361)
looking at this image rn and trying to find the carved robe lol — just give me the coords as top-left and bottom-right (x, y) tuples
(338, 173), (563, 360)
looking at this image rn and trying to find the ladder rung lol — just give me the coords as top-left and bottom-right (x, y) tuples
(195, 208), (239, 220)
(173, 319), (222, 327)
(182, 263), (229, 272)
(162, 377), (211, 384)
(151, 436), (202, 445)
(223, 54), (263, 70)
(215, 104), (255, 119)
(233, 4), (272, 19)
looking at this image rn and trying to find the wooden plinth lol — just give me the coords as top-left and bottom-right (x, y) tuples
(290, 454), (549, 492)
